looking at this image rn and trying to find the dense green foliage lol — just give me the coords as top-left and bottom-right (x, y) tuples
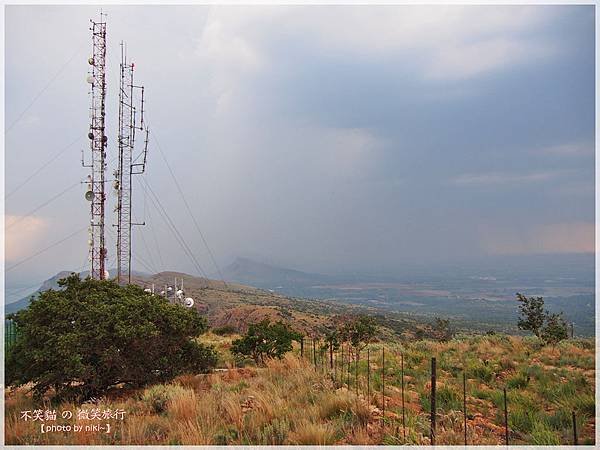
(6, 274), (217, 399)
(516, 293), (568, 346)
(231, 319), (301, 364)
(541, 312), (569, 347)
(339, 316), (377, 350)
(516, 293), (546, 338)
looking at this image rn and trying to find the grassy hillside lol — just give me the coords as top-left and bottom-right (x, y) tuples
(132, 271), (423, 337)
(5, 334), (594, 445)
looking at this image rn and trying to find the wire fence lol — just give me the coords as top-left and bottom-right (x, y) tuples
(5, 319), (18, 352)
(298, 337), (584, 446)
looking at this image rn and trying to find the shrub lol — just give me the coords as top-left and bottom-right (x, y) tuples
(6, 275), (218, 399)
(231, 319), (301, 365)
(541, 313), (568, 347)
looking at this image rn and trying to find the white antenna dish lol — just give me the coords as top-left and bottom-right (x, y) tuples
(85, 191), (94, 201)
(176, 289), (184, 297)
(104, 270), (110, 279)
(184, 298), (194, 308)
(88, 57), (95, 66)
(167, 286), (173, 292)
(144, 288), (152, 293)
(86, 75), (95, 85)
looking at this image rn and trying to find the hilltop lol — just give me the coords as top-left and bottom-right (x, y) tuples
(6, 269), (426, 338)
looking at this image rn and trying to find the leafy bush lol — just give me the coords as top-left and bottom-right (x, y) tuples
(231, 319), (301, 365)
(516, 293), (568, 346)
(6, 275), (217, 399)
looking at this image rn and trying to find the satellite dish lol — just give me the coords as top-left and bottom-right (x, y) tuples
(102, 135), (108, 143)
(167, 286), (173, 292)
(85, 191), (94, 201)
(144, 288), (152, 293)
(176, 289), (184, 297)
(104, 270), (110, 279)
(86, 75), (95, 85)
(88, 57), (95, 66)
(184, 298), (194, 308)
(88, 132), (94, 140)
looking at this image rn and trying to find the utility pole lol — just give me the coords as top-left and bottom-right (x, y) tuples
(85, 13), (108, 280)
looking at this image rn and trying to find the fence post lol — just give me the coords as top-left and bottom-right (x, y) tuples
(347, 348), (351, 388)
(463, 371), (467, 445)
(330, 342), (333, 369)
(300, 337), (304, 358)
(571, 322), (575, 339)
(572, 411), (578, 445)
(401, 352), (406, 443)
(503, 387), (509, 446)
(430, 357), (436, 445)
(340, 344), (345, 386)
(355, 347), (359, 396)
(367, 347), (371, 403)
(382, 347), (386, 428)
(313, 338), (317, 367)
(333, 348), (337, 384)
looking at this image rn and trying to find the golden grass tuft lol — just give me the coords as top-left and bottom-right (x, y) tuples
(289, 420), (338, 444)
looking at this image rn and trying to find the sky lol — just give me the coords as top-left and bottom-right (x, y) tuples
(3, 4), (596, 292)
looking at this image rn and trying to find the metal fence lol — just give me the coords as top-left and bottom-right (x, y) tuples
(5, 319), (18, 351)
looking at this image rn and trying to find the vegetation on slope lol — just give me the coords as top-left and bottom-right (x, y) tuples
(5, 334), (594, 445)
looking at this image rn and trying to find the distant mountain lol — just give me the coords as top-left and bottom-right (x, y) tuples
(221, 257), (333, 290)
(6, 271), (73, 315)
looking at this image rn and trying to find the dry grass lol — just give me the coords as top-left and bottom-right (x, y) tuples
(4, 335), (595, 445)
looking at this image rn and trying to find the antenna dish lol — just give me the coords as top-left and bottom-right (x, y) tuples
(86, 75), (95, 85)
(85, 191), (94, 201)
(104, 270), (110, 279)
(144, 288), (152, 293)
(184, 298), (194, 308)
(88, 57), (95, 66)
(88, 132), (94, 140)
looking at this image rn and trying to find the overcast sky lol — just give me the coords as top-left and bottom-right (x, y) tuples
(4, 5), (595, 289)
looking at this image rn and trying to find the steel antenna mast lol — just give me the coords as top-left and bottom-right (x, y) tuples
(84, 13), (108, 280)
(115, 41), (148, 284)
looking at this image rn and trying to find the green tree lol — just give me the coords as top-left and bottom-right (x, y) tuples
(516, 293), (546, 338)
(339, 316), (378, 351)
(231, 319), (301, 365)
(541, 312), (568, 347)
(6, 274), (217, 399)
